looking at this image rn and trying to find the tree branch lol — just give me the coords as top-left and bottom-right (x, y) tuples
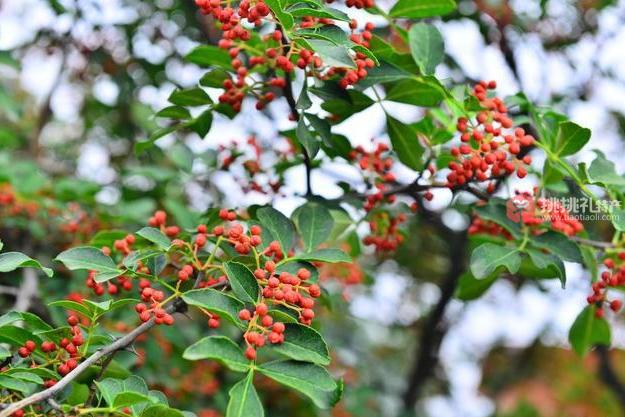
(278, 27), (313, 197)
(0, 299), (187, 417)
(596, 345), (625, 410)
(401, 229), (468, 413)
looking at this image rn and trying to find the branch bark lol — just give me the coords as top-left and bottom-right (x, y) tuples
(0, 298), (187, 417)
(596, 345), (625, 411)
(401, 228), (468, 413)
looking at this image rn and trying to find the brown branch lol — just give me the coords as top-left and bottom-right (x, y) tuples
(401, 228), (468, 413)
(596, 345), (625, 411)
(278, 26), (313, 197)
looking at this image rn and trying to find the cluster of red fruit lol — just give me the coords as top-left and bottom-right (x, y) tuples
(348, 143), (412, 252)
(148, 210), (180, 237)
(0, 183), (100, 241)
(14, 315), (85, 388)
(239, 263), (320, 359)
(349, 143), (396, 212)
(362, 212), (407, 253)
(193, 0), (376, 113)
(218, 137), (288, 196)
(587, 256), (625, 318)
(468, 216), (513, 239)
(136, 280), (175, 325)
(447, 81), (534, 190)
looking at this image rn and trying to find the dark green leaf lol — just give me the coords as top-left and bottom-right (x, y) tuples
(257, 207), (296, 253)
(183, 336), (249, 372)
(555, 121), (591, 156)
(258, 360), (338, 408)
(168, 88), (212, 107)
(0, 252), (52, 277)
(470, 243), (521, 279)
(408, 23), (444, 75)
(568, 306), (611, 356)
(226, 372), (264, 417)
(185, 45), (231, 68)
(223, 261), (260, 304)
(293, 248), (351, 263)
(389, 0), (457, 18)
(271, 323), (330, 365)
(387, 116), (423, 170)
(182, 289), (244, 327)
(136, 227), (172, 251)
(293, 203), (334, 251)
(55, 247), (120, 274)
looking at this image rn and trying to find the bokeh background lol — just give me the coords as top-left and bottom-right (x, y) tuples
(2, 0), (625, 416)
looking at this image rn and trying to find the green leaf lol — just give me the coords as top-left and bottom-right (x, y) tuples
(155, 106), (191, 119)
(307, 39), (354, 68)
(96, 376), (149, 409)
(55, 247), (120, 274)
(297, 117), (320, 159)
(293, 203), (334, 251)
(224, 261), (260, 304)
(408, 23), (444, 75)
(531, 231), (582, 263)
(0, 375), (29, 393)
(182, 289), (244, 327)
(587, 153), (625, 186)
(0, 311), (53, 332)
(183, 336), (249, 372)
(470, 243), (521, 279)
(385, 78), (445, 107)
(199, 69), (229, 88)
(257, 207), (296, 253)
(389, 0), (457, 18)
(0, 252), (52, 277)
(357, 62), (412, 88)
(294, 248), (351, 263)
(140, 404), (186, 417)
(123, 250), (163, 270)
(265, 0), (294, 29)
(186, 110), (213, 138)
(185, 45), (231, 68)
(272, 323), (330, 365)
(386, 116), (423, 170)
(226, 372), (264, 417)
(455, 271), (498, 301)
(136, 227), (172, 251)
(258, 360), (338, 408)
(526, 249), (566, 288)
(114, 392), (152, 409)
(48, 300), (93, 318)
(168, 88), (212, 107)
(554, 121), (591, 156)
(568, 306), (611, 356)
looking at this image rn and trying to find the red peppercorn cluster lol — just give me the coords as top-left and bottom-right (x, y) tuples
(239, 264), (320, 359)
(193, 0), (376, 112)
(336, 20), (376, 88)
(135, 280), (174, 325)
(349, 143), (397, 212)
(468, 216), (513, 239)
(148, 210), (180, 237)
(362, 211), (406, 252)
(218, 137), (288, 196)
(587, 255), (625, 318)
(14, 315), (85, 383)
(447, 81), (534, 190)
